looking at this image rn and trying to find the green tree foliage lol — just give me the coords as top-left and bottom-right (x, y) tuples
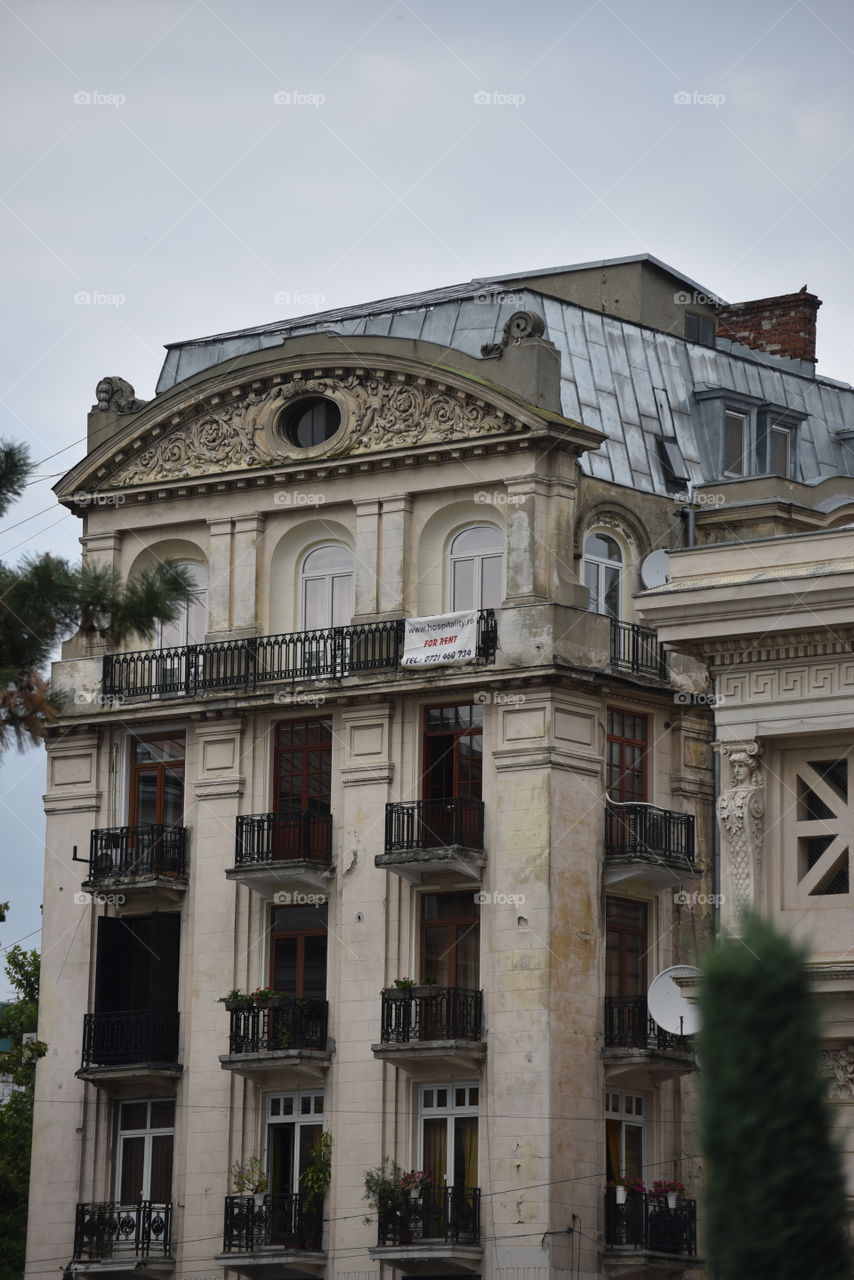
(0, 440), (196, 752)
(0, 944), (45, 1280)
(699, 914), (852, 1280)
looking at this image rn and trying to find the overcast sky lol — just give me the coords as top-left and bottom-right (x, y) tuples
(2, 0), (854, 988)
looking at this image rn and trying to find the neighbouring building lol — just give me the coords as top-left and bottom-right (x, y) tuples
(24, 254), (854, 1280)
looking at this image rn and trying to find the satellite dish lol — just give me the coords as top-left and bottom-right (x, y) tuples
(648, 965), (701, 1037)
(640, 549), (671, 590)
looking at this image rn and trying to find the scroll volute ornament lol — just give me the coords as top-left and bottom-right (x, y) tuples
(716, 743), (764, 929)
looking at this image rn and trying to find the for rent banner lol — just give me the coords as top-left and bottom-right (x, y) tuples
(401, 612), (478, 667)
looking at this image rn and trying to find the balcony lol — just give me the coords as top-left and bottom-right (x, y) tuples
(102, 611), (497, 702)
(227, 811), (332, 896)
(81, 826), (188, 898)
(371, 1186), (482, 1274)
(77, 1011), (181, 1094)
(216, 1193), (324, 1278)
(375, 798), (486, 883)
(610, 620), (668, 681)
(73, 1201), (173, 1274)
(220, 999), (332, 1086)
(604, 802), (698, 892)
(604, 1188), (699, 1274)
(603, 996), (695, 1087)
(372, 986), (485, 1077)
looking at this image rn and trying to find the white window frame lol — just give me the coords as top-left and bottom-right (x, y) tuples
(583, 530), (624, 619)
(300, 544), (354, 632)
(156, 561), (208, 649)
(265, 1090), (325, 1188)
(605, 1089), (647, 1180)
(448, 526), (503, 612)
(418, 1082), (479, 1187)
(114, 1099), (174, 1205)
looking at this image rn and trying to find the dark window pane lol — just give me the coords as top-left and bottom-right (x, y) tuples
(149, 1135), (173, 1202)
(119, 1136), (145, 1202)
(724, 412), (746, 475)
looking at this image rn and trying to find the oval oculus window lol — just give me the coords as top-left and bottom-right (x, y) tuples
(279, 396), (341, 449)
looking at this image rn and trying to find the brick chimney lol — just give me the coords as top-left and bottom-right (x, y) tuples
(714, 288), (822, 363)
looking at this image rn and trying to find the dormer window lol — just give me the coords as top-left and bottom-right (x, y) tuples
(697, 389), (803, 481)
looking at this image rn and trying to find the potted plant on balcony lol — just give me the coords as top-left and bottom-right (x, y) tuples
(299, 1131), (332, 1249)
(219, 989), (253, 1012)
(609, 1175), (645, 1205)
(251, 987), (286, 1009)
(363, 1158), (430, 1246)
(231, 1156), (269, 1207)
(650, 1179), (686, 1210)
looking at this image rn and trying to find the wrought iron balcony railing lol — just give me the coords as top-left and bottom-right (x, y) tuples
(235, 810), (332, 866)
(73, 1201), (172, 1260)
(377, 1185), (480, 1246)
(222, 1193), (323, 1253)
(384, 798), (485, 853)
(610, 619), (667, 679)
(604, 1188), (697, 1256)
(380, 986), (483, 1043)
(81, 1010), (180, 1068)
(103, 611), (497, 700)
(87, 824), (187, 882)
(605, 801), (695, 868)
(604, 995), (692, 1052)
(227, 999), (328, 1055)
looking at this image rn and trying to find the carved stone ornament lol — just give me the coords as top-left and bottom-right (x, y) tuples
(107, 370), (525, 487)
(716, 742), (764, 928)
(818, 1044), (854, 1100)
(95, 376), (148, 414)
(481, 310), (546, 358)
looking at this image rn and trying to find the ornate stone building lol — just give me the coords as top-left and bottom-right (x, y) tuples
(24, 255), (854, 1280)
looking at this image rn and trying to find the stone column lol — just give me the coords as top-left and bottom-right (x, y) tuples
(80, 530), (122, 572)
(232, 514), (264, 635)
(206, 517), (233, 636)
(503, 477), (551, 604)
(715, 740), (764, 933)
(352, 499), (380, 622)
(378, 494), (411, 617)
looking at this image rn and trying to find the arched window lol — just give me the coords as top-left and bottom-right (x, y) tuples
(301, 544), (353, 631)
(157, 562), (208, 648)
(449, 526), (503, 611)
(583, 532), (622, 618)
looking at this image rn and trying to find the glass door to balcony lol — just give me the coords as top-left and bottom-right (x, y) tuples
(605, 898), (648, 1049)
(274, 719), (331, 860)
(605, 1090), (644, 1182)
(420, 1084), (479, 1240)
(420, 892), (480, 989)
(271, 903), (328, 999)
(114, 1099), (174, 1252)
(130, 735), (185, 826)
(606, 711), (648, 802)
(420, 704), (483, 849)
(267, 1092), (324, 1246)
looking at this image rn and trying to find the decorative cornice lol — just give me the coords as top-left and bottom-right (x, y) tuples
(44, 789), (101, 815)
(706, 631), (854, 668)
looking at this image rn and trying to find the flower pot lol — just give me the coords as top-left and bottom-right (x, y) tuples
(666, 1191), (678, 1210)
(615, 1186), (627, 1205)
(253, 1191), (266, 1208)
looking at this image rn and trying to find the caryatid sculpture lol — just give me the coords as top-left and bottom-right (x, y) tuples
(716, 743), (764, 930)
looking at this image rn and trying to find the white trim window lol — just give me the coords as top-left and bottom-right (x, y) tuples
(419, 1083), (479, 1189)
(157, 561), (208, 649)
(584, 532), (623, 619)
(449, 526), (503, 611)
(115, 1099), (174, 1206)
(266, 1091), (325, 1197)
(605, 1090), (646, 1183)
(300, 545), (353, 631)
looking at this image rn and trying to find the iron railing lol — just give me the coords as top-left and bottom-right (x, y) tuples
(604, 996), (692, 1052)
(235, 811), (332, 866)
(73, 1201), (172, 1260)
(605, 802), (695, 868)
(610, 620), (667, 679)
(87, 824), (187, 882)
(377, 1185), (480, 1246)
(103, 611), (497, 700)
(222, 1193), (323, 1253)
(604, 1188), (697, 1256)
(81, 1010), (180, 1068)
(227, 999), (328, 1054)
(380, 986), (483, 1043)
(384, 799), (484, 853)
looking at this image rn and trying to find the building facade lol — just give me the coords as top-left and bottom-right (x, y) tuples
(25, 256), (854, 1280)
